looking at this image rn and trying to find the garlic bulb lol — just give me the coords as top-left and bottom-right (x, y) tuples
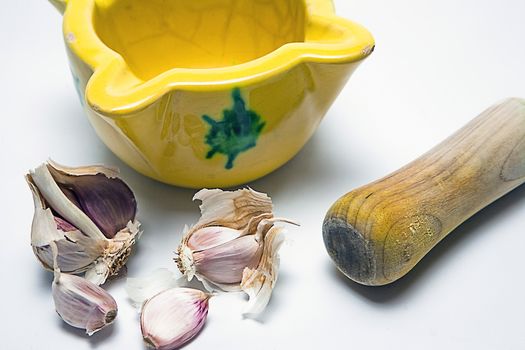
(26, 160), (141, 285)
(50, 242), (118, 335)
(175, 188), (297, 315)
(141, 288), (211, 350)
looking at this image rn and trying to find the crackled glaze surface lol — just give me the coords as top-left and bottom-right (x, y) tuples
(59, 0), (374, 187)
(94, 0), (306, 80)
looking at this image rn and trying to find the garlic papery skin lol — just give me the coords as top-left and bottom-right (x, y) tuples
(141, 288), (210, 350)
(26, 160), (141, 285)
(241, 225), (284, 316)
(175, 188), (298, 314)
(126, 269), (181, 309)
(52, 270), (118, 335)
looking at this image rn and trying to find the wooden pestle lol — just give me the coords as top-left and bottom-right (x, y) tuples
(323, 98), (525, 286)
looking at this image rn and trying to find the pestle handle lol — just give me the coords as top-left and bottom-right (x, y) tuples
(323, 98), (525, 286)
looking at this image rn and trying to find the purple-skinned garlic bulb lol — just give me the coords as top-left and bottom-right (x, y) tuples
(26, 160), (141, 285)
(175, 188), (298, 315)
(140, 288), (210, 350)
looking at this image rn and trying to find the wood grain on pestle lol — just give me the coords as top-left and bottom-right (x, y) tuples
(323, 98), (525, 286)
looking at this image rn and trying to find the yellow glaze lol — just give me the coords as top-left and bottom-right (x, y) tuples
(52, 0), (374, 188)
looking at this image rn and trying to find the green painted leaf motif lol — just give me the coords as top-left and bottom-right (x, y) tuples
(202, 88), (266, 170)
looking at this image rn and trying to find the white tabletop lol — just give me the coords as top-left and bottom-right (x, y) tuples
(2, 0), (524, 349)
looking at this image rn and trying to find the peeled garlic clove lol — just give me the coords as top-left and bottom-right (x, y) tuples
(27, 160), (141, 285)
(141, 288), (210, 350)
(52, 271), (118, 335)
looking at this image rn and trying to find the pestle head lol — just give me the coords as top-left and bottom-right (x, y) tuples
(323, 216), (379, 286)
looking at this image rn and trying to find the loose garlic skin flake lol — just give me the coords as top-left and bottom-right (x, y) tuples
(126, 269), (181, 309)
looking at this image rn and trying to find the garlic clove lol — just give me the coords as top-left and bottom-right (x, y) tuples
(176, 188), (298, 315)
(176, 189), (276, 284)
(126, 269), (181, 309)
(241, 225), (285, 316)
(27, 177), (66, 246)
(47, 162), (137, 239)
(186, 226), (242, 251)
(140, 288), (210, 350)
(176, 226), (244, 284)
(193, 235), (262, 285)
(176, 189), (298, 297)
(52, 270), (118, 335)
(54, 216), (79, 232)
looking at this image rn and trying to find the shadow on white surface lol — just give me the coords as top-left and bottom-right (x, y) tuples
(59, 317), (117, 348)
(240, 269), (293, 324)
(326, 183), (525, 303)
(251, 137), (339, 188)
(248, 126), (369, 198)
(36, 267), (54, 291)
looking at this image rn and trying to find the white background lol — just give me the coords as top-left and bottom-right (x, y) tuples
(2, 0), (524, 349)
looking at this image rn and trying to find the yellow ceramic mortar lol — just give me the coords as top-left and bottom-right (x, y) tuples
(49, 0), (374, 188)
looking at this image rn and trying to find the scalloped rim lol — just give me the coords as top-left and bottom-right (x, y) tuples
(62, 0), (375, 116)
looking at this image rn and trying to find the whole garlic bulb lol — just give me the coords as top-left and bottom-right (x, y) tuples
(26, 160), (141, 285)
(175, 188), (297, 315)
